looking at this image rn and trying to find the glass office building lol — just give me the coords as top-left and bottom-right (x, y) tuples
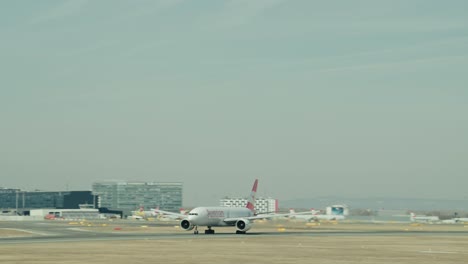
(0, 188), (97, 212)
(92, 181), (182, 215)
(220, 197), (278, 213)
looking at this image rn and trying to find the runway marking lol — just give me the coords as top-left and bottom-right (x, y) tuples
(0, 228), (50, 236)
(67, 228), (94, 232)
(418, 250), (468, 254)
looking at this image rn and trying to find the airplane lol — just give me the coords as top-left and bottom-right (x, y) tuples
(441, 218), (457, 224)
(154, 179), (298, 234)
(453, 217), (468, 223)
(128, 206), (154, 220)
(288, 209), (345, 222)
(130, 206), (186, 220)
(409, 212), (468, 224)
(153, 207), (187, 221)
(439, 217), (468, 224)
(410, 212), (440, 223)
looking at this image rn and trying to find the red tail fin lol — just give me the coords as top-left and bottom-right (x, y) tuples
(246, 179), (258, 211)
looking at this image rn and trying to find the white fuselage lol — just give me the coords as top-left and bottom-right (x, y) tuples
(314, 214), (345, 221)
(411, 216), (439, 222)
(188, 207), (253, 227)
(442, 217), (468, 224)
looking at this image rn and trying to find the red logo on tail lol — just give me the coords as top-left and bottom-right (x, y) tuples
(246, 179), (258, 211)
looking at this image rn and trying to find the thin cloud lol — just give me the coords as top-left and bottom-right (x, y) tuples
(117, 0), (187, 21)
(206, 0), (285, 29)
(311, 54), (468, 74)
(30, 0), (89, 25)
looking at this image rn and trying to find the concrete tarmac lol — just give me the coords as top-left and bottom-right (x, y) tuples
(1, 220), (468, 263)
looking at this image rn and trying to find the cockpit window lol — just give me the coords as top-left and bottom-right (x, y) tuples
(189, 213), (198, 216)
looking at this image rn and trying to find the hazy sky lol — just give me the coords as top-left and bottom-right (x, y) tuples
(1, 0), (467, 206)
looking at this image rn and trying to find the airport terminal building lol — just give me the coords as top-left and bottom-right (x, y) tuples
(92, 181), (183, 216)
(220, 197), (278, 213)
(0, 188), (97, 214)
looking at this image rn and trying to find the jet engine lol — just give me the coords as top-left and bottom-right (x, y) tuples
(235, 219), (251, 232)
(180, 219), (194, 231)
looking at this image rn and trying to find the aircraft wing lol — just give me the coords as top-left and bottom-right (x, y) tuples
(292, 211), (319, 215)
(223, 212), (305, 224)
(153, 209), (187, 218)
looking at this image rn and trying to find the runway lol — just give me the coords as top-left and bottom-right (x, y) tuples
(2, 220), (468, 264)
(2, 219), (468, 244)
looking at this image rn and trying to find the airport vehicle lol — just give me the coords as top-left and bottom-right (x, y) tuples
(44, 213), (57, 220)
(155, 179), (294, 234)
(127, 215), (144, 220)
(130, 206), (154, 218)
(288, 209), (345, 222)
(410, 212), (440, 223)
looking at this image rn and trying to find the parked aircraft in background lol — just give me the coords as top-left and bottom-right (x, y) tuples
(153, 207), (187, 221)
(453, 217), (468, 223)
(130, 206), (187, 221)
(410, 212), (440, 223)
(409, 212), (468, 224)
(288, 209), (346, 222)
(441, 218), (457, 224)
(440, 217), (468, 224)
(154, 179), (298, 234)
(130, 206), (154, 218)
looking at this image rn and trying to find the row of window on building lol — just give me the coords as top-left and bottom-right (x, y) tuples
(92, 181), (183, 216)
(0, 181), (183, 216)
(1, 182), (278, 217)
(220, 197), (278, 213)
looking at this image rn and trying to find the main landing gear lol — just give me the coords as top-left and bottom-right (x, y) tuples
(192, 226), (245, 234)
(205, 226), (215, 234)
(193, 226), (215, 234)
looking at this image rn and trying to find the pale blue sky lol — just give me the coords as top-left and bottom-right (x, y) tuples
(1, 0), (467, 205)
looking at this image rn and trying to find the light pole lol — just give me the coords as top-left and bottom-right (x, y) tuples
(15, 190), (19, 214)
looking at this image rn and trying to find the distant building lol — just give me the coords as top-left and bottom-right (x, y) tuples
(30, 208), (101, 220)
(326, 205), (349, 216)
(220, 197), (278, 213)
(0, 188), (97, 213)
(92, 181), (182, 216)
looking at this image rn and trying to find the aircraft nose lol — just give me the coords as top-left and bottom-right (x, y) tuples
(187, 209), (206, 225)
